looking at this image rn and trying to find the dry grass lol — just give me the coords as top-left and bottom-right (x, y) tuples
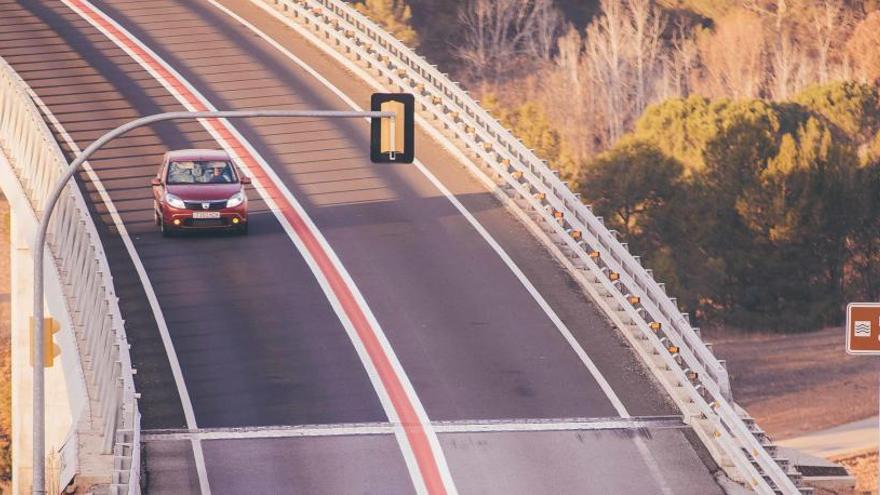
(832, 450), (877, 494)
(706, 327), (877, 439)
(708, 326), (877, 493)
(0, 195), (10, 490)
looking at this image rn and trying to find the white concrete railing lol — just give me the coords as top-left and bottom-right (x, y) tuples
(0, 57), (140, 494)
(257, 0), (803, 493)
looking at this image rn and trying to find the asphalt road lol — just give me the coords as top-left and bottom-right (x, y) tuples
(0, 0), (725, 492)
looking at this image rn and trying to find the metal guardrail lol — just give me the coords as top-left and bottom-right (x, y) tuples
(0, 57), (140, 494)
(258, 0), (803, 492)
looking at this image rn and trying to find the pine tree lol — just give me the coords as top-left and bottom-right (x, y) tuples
(355, 0), (419, 48)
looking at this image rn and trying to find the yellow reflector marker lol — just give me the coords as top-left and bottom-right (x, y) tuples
(668, 345), (679, 354)
(608, 271), (619, 281)
(232, 217), (240, 224)
(588, 251), (600, 259)
(628, 295), (640, 305)
(649, 321), (662, 331)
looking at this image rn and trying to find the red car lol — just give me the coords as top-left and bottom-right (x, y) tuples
(152, 149), (251, 236)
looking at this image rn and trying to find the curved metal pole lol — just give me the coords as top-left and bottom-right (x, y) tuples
(32, 109), (392, 494)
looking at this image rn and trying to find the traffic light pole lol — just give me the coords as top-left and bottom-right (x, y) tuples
(31, 109), (393, 494)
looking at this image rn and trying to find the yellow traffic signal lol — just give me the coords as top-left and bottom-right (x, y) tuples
(371, 93), (414, 163)
(380, 100), (405, 155)
(29, 317), (61, 368)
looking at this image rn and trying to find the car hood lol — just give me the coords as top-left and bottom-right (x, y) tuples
(166, 184), (240, 201)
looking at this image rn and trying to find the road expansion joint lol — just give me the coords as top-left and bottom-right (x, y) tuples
(140, 415), (689, 441)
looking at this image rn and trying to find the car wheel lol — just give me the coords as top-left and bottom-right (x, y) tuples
(160, 218), (173, 238)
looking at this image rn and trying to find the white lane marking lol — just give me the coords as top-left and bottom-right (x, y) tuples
(221, 2), (674, 493)
(142, 416), (688, 441)
(62, 1), (457, 493)
(25, 76), (212, 494)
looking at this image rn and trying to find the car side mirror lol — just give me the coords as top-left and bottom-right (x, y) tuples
(240, 176), (252, 185)
(151, 178), (161, 187)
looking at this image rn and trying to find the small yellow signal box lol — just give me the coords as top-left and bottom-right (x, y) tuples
(30, 317), (61, 368)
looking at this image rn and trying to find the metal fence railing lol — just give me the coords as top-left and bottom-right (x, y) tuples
(0, 56), (140, 495)
(257, 0), (804, 492)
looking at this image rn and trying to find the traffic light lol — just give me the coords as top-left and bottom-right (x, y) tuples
(30, 317), (61, 368)
(370, 93), (414, 163)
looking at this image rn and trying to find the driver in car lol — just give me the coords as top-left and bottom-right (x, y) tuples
(208, 164), (232, 183)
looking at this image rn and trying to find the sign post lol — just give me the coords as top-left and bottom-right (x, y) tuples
(845, 302), (880, 492)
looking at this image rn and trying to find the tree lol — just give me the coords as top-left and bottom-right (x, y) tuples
(581, 0), (667, 147)
(794, 81), (880, 152)
(632, 96), (802, 175)
(579, 138), (707, 311)
(809, 0), (850, 84)
(483, 94), (579, 183)
(580, 138), (684, 239)
(695, 9), (767, 99)
(612, 90), (869, 328)
(455, 0), (563, 84)
(847, 11), (880, 82)
(355, 0), (419, 48)
(732, 118), (860, 327)
(848, 160), (880, 302)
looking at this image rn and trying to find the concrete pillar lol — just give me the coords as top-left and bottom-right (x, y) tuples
(10, 206), (72, 495)
(11, 203), (34, 495)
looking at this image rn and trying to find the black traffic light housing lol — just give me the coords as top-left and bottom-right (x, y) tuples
(370, 93), (414, 163)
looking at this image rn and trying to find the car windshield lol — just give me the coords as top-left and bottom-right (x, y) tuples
(166, 160), (236, 184)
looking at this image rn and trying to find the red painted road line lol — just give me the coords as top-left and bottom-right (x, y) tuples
(66, 1), (446, 493)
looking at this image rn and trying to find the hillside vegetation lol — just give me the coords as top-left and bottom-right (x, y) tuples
(352, 0), (880, 331)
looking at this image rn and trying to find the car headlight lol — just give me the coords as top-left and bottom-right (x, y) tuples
(226, 190), (245, 208)
(165, 193), (186, 209)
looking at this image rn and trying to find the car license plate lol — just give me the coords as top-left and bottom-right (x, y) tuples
(192, 211), (220, 219)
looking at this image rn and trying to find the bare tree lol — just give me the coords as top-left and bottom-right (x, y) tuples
(664, 22), (699, 98)
(811, 0), (847, 83)
(527, 0), (564, 60)
(625, 0), (666, 112)
(582, 0), (667, 146)
(546, 27), (594, 158)
(696, 9), (767, 99)
(585, 0), (629, 145)
(768, 28), (801, 99)
(455, 0), (563, 84)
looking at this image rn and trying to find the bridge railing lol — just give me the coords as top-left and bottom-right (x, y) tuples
(260, 0), (801, 492)
(0, 57), (140, 494)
